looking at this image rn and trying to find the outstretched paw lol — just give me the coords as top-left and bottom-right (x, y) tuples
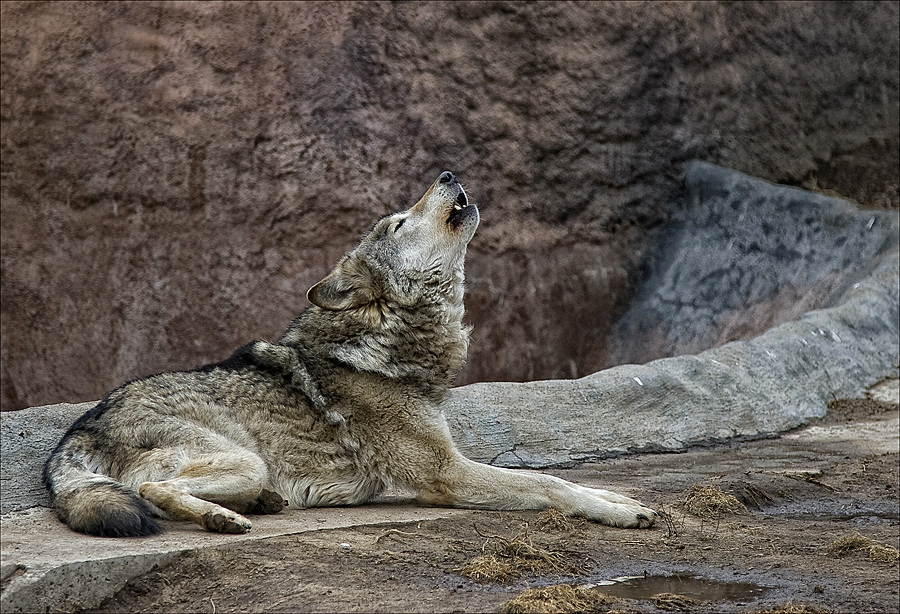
(582, 499), (658, 529)
(615, 504), (657, 529)
(633, 506), (657, 528)
(202, 509), (252, 534)
(578, 486), (657, 528)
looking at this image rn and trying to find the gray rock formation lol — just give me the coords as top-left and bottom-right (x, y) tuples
(444, 162), (900, 466)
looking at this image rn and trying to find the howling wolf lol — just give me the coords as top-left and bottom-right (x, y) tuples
(44, 171), (657, 537)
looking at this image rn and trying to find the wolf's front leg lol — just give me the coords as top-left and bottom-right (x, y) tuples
(415, 455), (656, 529)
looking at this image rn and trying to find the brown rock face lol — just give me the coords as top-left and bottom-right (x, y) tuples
(2, 1), (898, 410)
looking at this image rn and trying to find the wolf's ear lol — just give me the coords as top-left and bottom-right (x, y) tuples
(307, 258), (378, 311)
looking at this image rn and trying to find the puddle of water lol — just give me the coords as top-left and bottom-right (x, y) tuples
(584, 573), (769, 602)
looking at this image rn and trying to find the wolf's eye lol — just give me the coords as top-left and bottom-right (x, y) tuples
(392, 218), (406, 233)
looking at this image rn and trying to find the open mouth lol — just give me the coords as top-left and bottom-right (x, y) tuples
(447, 189), (474, 228)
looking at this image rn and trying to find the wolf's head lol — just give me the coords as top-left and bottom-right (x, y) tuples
(301, 172), (478, 385)
(307, 171), (479, 316)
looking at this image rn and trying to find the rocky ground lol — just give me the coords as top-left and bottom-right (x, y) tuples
(86, 386), (899, 614)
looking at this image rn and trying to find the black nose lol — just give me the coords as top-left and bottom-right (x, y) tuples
(438, 171), (455, 184)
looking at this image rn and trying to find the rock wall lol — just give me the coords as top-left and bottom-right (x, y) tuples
(2, 1), (898, 410)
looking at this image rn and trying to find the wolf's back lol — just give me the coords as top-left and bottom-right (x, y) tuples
(43, 411), (162, 537)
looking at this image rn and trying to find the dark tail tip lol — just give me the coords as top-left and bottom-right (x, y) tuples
(84, 501), (164, 538)
(57, 482), (164, 538)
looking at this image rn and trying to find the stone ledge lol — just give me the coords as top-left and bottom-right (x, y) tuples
(0, 504), (470, 614)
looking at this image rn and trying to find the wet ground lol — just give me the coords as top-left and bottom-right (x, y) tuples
(87, 392), (898, 614)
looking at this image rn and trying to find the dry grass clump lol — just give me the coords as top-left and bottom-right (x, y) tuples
(826, 532), (900, 563)
(826, 532), (873, 556)
(868, 544), (900, 564)
(650, 592), (698, 611)
(683, 485), (748, 518)
(500, 584), (618, 614)
(462, 553), (520, 584)
(460, 524), (576, 584)
(536, 508), (582, 532)
(756, 600), (831, 613)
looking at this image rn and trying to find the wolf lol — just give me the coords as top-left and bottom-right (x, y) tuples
(43, 171), (657, 537)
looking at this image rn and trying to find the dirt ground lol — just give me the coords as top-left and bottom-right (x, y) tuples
(86, 397), (898, 614)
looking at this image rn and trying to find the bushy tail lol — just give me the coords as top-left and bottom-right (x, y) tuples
(43, 442), (162, 538)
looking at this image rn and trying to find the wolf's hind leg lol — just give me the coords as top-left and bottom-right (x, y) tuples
(138, 449), (268, 533)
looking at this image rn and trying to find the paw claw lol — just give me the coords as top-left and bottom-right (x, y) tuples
(634, 507), (658, 528)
